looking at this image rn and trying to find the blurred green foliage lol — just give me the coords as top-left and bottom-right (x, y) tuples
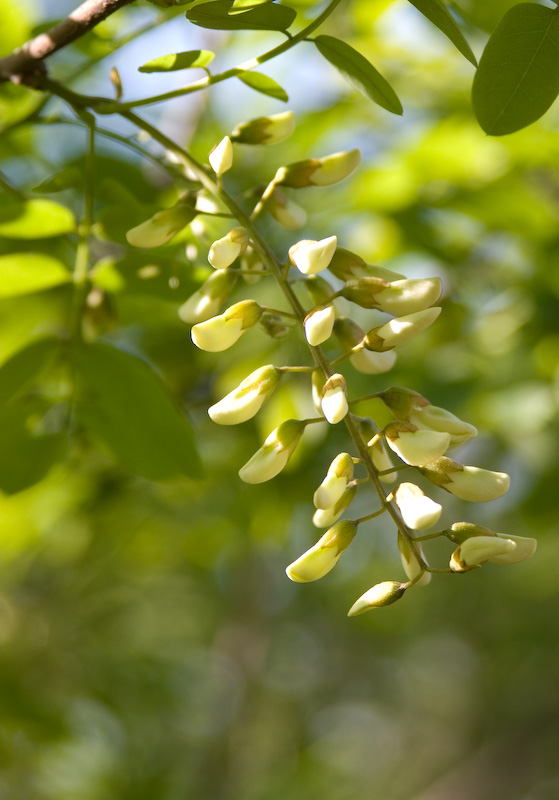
(0, 0), (558, 798)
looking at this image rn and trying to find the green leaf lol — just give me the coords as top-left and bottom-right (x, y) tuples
(407, 0), (477, 66)
(472, 4), (559, 135)
(0, 199), (75, 238)
(138, 49), (215, 72)
(0, 399), (66, 494)
(0, 338), (61, 406)
(230, 0), (275, 13)
(75, 342), (202, 481)
(236, 70), (288, 101)
(32, 167), (83, 194)
(0, 253), (71, 297)
(186, 0), (296, 30)
(314, 35), (403, 115)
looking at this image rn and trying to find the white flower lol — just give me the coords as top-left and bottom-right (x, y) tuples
(321, 373), (348, 425)
(238, 419), (305, 484)
(365, 307), (441, 351)
(286, 520), (356, 583)
(350, 348), (397, 375)
(288, 236), (337, 275)
(231, 111), (296, 145)
(447, 466), (510, 502)
(178, 269), (237, 324)
(398, 533), (431, 586)
(304, 305), (336, 346)
(312, 486), (356, 527)
(409, 405), (478, 447)
(384, 423), (451, 466)
(191, 299), (261, 352)
(126, 205), (196, 248)
(394, 482), (442, 530)
(374, 277), (442, 315)
(313, 453), (353, 509)
(209, 136), (233, 175)
(208, 365), (281, 425)
(275, 149), (361, 188)
(208, 227), (249, 269)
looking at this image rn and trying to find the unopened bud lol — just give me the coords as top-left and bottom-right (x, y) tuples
(419, 457), (510, 502)
(347, 581), (406, 616)
(409, 405), (477, 447)
(313, 452), (354, 509)
(191, 299), (261, 352)
(450, 535), (516, 571)
(384, 422), (450, 466)
(209, 135), (233, 175)
(354, 417), (396, 483)
(231, 110), (296, 145)
(378, 386), (429, 419)
(328, 248), (405, 281)
(305, 275), (336, 306)
(321, 373), (348, 424)
(342, 277), (442, 316)
(333, 318), (396, 374)
(313, 485), (356, 527)
(286, 520), (357, 583)
(364, 307), (442, 351)
(397, 533), (431, 586)
(311, 370), (325, 415)
(126, 204), (197, 248)
(304, 305), (336, 346)
(178, 269), (237, 323)
(259, 312), (291, 338)
(239, 419), (306, 483)
(208, 365), (282, 425)
(394, 482), (442, 530)
(264, 189), (307, 229)
(288, 236), (337, 275)
(275, 149), (361, 188)
(240, 248), (265, 284)
(445, 521), (498, 544)
(208, 227), (249, 269)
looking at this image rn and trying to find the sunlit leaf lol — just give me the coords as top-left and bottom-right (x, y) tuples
(76, 342), (202, 481)
(236, 70), (288, 101)
(407, 0), (477, 66)
(0, 199), (75, 238)
(472, 3), (559, 135)
(0, 253), (71, 297)
(186, 0), (296, 30)
(138, 50), (215, 73)
(0, 399), (66, 494)
(314, 35), (403, 115)
(0, 338), (61, 406)
(230, 0), (275, 13)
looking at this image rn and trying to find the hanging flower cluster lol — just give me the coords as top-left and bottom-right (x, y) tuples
(129, 111), (536, 616)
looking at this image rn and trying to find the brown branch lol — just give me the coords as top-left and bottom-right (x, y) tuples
(0, 0), (136, 85)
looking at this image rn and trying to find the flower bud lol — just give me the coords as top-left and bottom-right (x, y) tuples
(304, 305), (336, 346)
(342, 277), (442, 316)
(208, 365), (282, 425)
(126, 205), (197, 248)
(321, 373), (348, 425)
(347, 581), (406, 616)
(409, 405), (477, 447)
(288, 236), (337, 275)
(311, 370), (325, 415)
(191, 299), (262, 352)
(209, 135), (233, 175)
(333, 318), (397, 374)
(240, 247), (265, 285)
(444, 521), (498, 544)
(397, 533), (431, 586)
(264, 189), (307, 229)
(231, 111), (296, 145)
(275, 149), (361, 188)
(208, 227), (249, 269)
(259, 313), (291, 338)
(450, 535), (516, 571)
(328, 248), (405, 281)
(419, 457), (510, 502)
(313, 485), (357, 527)
(377, 386), (429, 419)
(384, 422), (450, 466)
(488, 534), (537, 564)
(239, 419), (306, 483)
(394, 482), (442, 530)
(305, 275), (336, 306)
(178, 269), (237, 323)
(313, 452), (354, 509)
(354, 417), (396, 483)
(286, 520), (357, 583)
(364, 307), (442, 352)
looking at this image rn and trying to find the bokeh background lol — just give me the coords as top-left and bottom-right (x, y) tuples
(1, 0), (559, 797)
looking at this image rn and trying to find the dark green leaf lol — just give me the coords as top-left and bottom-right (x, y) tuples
(76, 342), (202, 481)
(472, 4), (559, 135)
(314, 35), (403, 115)
(236, 70), (288, 101)
(0, 399), (66, 494)
(138, 50), (215, 73)
(186, 0), (296, 30)
(0, 338), (61, 406)
(407, 0), (477, 66)
(0, 253), (71, 297)
(32, 167), (83, 194)
(0, 199), (75, 238)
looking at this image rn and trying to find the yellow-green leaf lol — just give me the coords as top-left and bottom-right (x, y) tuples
(186, 0), (296, 30)
(236, 70), (288, 102)
(138, 49), (215, 72)
(407, 0), (477, 66)
(0, 198), (75, 238)
(0, 253), (71, 297)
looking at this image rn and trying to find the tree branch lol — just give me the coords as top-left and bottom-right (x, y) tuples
(0, 0), (136, 85)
